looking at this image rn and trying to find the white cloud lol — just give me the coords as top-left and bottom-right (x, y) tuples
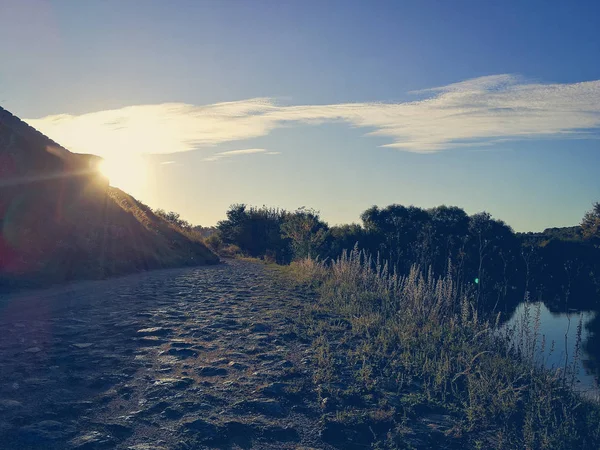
(25, 75), (600, 155)
(203, 148), (275, 162)
(212, 148), (268, 156)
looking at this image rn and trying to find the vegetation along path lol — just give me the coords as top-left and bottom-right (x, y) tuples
(0, 259), (334, 450)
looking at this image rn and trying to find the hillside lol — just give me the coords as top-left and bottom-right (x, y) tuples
(0, 106), (218, 289)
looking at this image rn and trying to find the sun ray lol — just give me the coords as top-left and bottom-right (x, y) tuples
(97, 155), (148, 195)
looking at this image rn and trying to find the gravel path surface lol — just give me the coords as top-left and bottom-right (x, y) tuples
(0, 260), (329, 449)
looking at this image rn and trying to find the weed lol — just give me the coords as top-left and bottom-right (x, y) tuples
(284, 248), (600, 449)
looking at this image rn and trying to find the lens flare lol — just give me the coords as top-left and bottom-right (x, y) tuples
(97, 160), (111, 179)
(96, 156), (148, 195)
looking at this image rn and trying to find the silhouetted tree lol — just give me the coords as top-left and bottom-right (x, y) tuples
(323, 224), (366, 260)
(360, 204), (431, 271)
(281, 208), (328, 259)
(582, 202), (600, 245)
(464, 212), (521, 309)
(217, 204), (292, 262)
(425, 205), (470, 276)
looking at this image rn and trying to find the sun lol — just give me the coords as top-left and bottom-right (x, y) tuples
(97, 155), (148, 194)
(97, 159), (112, 179)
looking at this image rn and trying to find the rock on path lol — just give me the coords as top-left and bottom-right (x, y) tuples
(0, 260), (330, 449)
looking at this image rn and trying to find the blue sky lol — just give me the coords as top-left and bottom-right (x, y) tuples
(1, 0), (599, 231)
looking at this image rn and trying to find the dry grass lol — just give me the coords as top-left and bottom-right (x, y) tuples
(1, 185), (218, 288)
(283, 247), (600, 449)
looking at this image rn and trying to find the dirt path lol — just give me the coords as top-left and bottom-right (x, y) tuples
(0, 260), (329, 450)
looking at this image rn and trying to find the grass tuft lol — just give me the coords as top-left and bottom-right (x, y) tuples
(284, 247), (600, 449)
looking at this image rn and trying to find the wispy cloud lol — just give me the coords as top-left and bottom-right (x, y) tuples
(203, 148), (278, 162)
(25, 75), (600, 155)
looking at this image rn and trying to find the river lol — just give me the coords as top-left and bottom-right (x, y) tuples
(503, 301), (600, 400)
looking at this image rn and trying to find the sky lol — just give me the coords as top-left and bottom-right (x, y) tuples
(1, 0), (599, 231)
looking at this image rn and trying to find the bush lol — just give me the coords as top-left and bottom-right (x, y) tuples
(205, 232), (223, 252)
(281, 207), (328, 259)
(217, 204), (292, 262)
(219, 244), (241, 258)
(154, 208), (192, 229)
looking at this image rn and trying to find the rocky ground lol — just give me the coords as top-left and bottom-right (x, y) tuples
(0, 259), (333, 450)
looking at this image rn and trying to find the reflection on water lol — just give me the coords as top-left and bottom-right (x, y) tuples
(583, 313), (600, 390)
(503, 302), (599, 399)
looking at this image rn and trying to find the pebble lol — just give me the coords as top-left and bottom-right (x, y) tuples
(24, 347), (42, 353)
(197, 366), (228, 376)
(0, 260), (317, 449)
(71, 343), (94, 349)
(69, 431), (115, 449)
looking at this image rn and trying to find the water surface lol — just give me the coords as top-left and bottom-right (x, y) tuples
(504, 302), (599, 400)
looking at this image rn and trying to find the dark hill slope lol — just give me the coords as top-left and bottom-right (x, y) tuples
(0, 106), (217, 289)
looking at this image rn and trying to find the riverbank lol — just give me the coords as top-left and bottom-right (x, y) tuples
(2, 254), (599, 449)
(278, 250), (600, 449)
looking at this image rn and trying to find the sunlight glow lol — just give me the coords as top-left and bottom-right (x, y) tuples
(97, 155), (148, 194)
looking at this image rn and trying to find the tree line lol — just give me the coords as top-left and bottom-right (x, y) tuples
(163, 202), (600, 313)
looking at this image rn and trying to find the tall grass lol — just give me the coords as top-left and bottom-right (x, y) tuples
(287, 246), (600, 449)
